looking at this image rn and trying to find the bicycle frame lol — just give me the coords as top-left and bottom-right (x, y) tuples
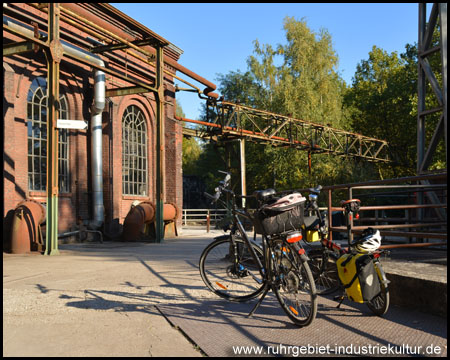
(209, 184), (305, 316)
(201, 173), (319, 325)
(231, 208), (267, 280)
(207, 182), (268, 282)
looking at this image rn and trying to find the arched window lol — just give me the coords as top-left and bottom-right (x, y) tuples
(122, 105), (148, 196)
(27, 77), (70, 192)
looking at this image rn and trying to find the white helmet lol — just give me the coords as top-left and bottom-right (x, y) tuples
(354, 228), (381, 254)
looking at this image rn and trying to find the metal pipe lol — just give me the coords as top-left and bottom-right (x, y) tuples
(330, 227), (447, 240)
(329, 204), (446, 212)
(123, 202), (155, 242)
(122, 202), (178, 241)
(89, 69), (105, 229)
(59, 5), (157, 66)
(379, 242), (447, 249)
(16, 3), (200, 97)
(28, 2), (207, 97)
(58, 230), (80, 238)
(58, 229), (103, 243)
(4, 15), (106, 230)
(294, 172), (446, 193)
(57, 3), (218, 98)
(10, 200), (46, 254)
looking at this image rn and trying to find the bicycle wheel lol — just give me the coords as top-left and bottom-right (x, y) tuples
(199, 235), (265, 302)
(271, 241), (317, 327)
(308, 249), (341, 295)
(366, 261), (390, 316)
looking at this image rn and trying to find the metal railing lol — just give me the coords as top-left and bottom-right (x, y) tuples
(182, 208), (228, 226)
(297, 172), (447, 248)
(184, 173), (446, 248)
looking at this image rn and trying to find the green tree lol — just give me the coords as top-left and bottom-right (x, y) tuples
(179, 104), (202, 175)
(215, 16), (367, 193)
(344, 23), (444, 178)
(344, 46), (416, 178)
(246, 17), (344, 127)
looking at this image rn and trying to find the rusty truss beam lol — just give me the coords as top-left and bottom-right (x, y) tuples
(180, 100), (391, 163)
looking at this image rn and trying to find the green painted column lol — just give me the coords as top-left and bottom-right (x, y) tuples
(45, 3), (62, 255)
(155, 45), (165, 243)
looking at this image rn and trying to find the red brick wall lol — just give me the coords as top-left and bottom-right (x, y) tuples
(3, 4), (183, 239)
(3, 51), (93, 233)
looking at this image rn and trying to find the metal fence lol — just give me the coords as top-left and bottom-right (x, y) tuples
(182, 173), (446, 248)
(182, 208), (228, 226)
(297, 172), (447, 248)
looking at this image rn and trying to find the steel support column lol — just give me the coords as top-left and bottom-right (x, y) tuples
(155, 44), (165, 243)
(440, 3), (447, 166)
(417, 3), (447, 174)
(417, 3), (447, 238)
(45, 3), (63, 255)
(417, 3), (427, 235)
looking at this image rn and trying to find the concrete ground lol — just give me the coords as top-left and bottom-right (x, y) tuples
(3, 230), (225, 357)
(3, 228), (447, 357)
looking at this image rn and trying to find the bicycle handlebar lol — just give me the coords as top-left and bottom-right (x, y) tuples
(308, 185), (322, 195)
(204, 192), (219, 202)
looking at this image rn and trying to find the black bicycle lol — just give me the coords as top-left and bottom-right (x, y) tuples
(199, 172), (317, 327)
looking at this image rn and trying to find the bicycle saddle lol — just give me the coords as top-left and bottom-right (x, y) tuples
(340, 199), (361, 213)
(253, 188), (276, 202)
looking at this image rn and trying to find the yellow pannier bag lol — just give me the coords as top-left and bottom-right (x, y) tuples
(337, 253), (381, 303)
(306, 230), (320, 242)
(301, 224), (320, 243)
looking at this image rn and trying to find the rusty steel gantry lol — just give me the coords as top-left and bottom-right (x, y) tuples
(178, 99), (391, 163)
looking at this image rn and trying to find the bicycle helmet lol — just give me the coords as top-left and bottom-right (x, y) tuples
(353, 227), (381, 254)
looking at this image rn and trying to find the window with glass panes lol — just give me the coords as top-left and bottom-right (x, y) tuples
(122, 105), (148, 196)
(27, 77), (70, 192)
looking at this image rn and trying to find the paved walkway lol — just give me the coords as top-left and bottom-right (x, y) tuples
(3, 229), (447, 357)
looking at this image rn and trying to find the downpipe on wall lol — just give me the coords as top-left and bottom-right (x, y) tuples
(88, 69), (105, 230)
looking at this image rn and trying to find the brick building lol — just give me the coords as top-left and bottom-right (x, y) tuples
(3, 3), (215, 243)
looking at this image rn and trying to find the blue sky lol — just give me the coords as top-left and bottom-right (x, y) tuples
(112, 3), (424, 120)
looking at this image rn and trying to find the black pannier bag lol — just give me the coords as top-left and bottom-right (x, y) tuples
(253, 193), (306, 235)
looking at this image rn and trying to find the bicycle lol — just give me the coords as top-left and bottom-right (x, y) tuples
(199, 172), (318, 327)
(300, 186), (390, 316)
